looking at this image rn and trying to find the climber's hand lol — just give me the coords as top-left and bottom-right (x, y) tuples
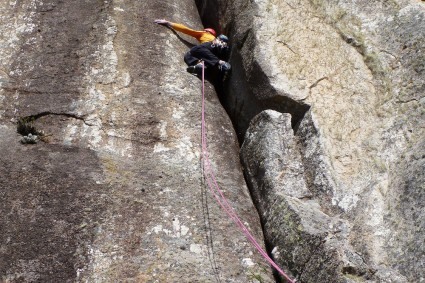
(218, 61), (231, 72)
(154, 19), (170, 26)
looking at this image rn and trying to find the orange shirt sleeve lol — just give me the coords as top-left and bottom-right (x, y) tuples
(169, 22), (215, 43)
(198, 33), (216, 43)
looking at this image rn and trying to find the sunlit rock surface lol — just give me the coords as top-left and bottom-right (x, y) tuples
(198, 0), (424, 281)
(0, 0), (274, 281)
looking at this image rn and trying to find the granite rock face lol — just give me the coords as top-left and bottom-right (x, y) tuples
(241, 111), (409, 282)
(197, 0), (424, 282)
(2, 0), (423, 282)
(0, 0), (274, 282)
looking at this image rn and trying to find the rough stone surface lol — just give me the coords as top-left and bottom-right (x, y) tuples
(2, 0), (424, 282)
(241, 110), (409, 282)
(198, 0), (424, 282)
(0, 0), (274, 282)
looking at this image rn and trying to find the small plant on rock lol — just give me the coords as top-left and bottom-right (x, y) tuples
(17, 116), (44, 144)
(17, 117), (38, 136)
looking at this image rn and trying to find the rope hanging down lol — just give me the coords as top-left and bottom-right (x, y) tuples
(199, 62), (295, 283)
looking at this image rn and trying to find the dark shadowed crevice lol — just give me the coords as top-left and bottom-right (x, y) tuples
(219, 53), (310, 144)
(16, 112), (90, 140)
(20, 112), (88, 125)
(195, 0), (310, 144)
(195, 0), (230, 35)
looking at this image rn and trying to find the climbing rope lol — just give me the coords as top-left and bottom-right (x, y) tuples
(199, 62), (295, 283)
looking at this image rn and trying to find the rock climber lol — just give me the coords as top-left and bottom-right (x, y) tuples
(184, 34), (231, 78)
(154, 19), (231, 79)
(154, 19), (216, 43)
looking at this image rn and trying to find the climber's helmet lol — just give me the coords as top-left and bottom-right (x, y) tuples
(217, 34), (228, 43)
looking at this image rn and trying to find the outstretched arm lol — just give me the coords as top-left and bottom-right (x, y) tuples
(155, 20), (203, 37)
(154, 19), (207, 43)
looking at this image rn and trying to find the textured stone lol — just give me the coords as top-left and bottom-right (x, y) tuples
(2, 0), (423, 281)
(241, 110), (384, 283)
(198, 0), (424, 281)
(0, 0), (274, 282)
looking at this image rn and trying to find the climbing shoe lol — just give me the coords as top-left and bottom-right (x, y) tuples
(186, 63), (204, 74)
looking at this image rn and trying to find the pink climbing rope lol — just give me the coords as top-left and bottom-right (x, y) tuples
(200, 62), (295, 283)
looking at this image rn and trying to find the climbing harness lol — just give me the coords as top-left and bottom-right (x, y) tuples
(199, 62), (295, 283)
